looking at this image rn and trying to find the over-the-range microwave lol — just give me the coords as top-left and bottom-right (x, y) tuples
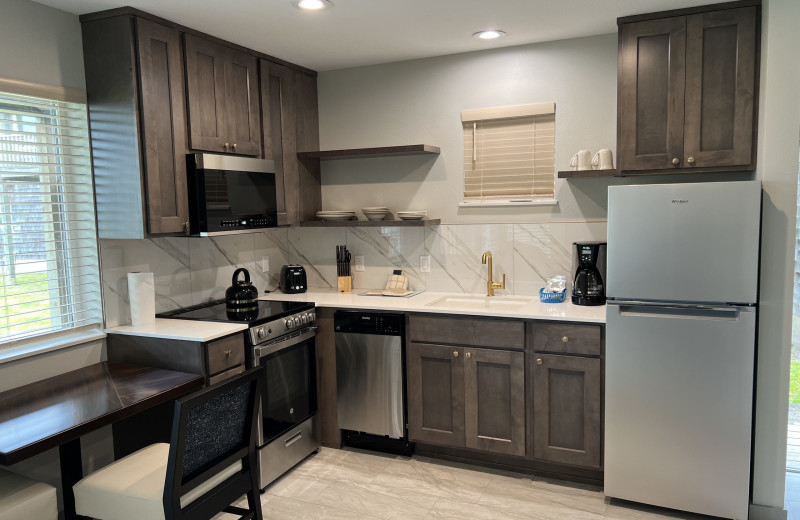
(186, 153), (278, 236)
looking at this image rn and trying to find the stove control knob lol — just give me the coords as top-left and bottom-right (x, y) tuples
(300, 314), (309, 325)
(284, 318), (294, 329)
(310, 311), (316, 322)
(257, 328), (267, 339)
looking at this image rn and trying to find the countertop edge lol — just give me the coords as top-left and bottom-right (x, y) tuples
(105, 319), (249, 342)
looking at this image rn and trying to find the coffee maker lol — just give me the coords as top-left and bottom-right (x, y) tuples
(571, 242), (607, 306)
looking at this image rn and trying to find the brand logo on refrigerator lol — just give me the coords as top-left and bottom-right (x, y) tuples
(671, 199), (689, 204)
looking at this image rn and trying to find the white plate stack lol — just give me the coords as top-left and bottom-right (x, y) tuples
(316, 210), (356, 221)
(397, 210), (427, 221)
(362, 206), (390, 220)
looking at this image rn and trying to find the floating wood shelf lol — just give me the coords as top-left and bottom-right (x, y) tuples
(297, 144), (440, 160)
(298, 218), (440, 228)
(558, 169), (618, 179)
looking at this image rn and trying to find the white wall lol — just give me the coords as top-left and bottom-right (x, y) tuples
(751, 0), (800, 515)
(317, 34), (618, 224)
(0, 0), (85, 89)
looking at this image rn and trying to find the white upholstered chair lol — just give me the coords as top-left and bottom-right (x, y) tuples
(73, 368), (263, 520)
(0, 468), (58, 520)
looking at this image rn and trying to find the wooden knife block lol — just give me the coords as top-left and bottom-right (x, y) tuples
(337, 276), (352, 293)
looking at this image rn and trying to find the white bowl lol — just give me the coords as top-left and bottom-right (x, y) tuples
(362, 206), (390, 212)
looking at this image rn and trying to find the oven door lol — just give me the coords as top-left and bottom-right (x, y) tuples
(253, 326), (318, 445)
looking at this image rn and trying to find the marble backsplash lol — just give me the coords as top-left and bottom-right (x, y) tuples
(100, 222), (606, 327)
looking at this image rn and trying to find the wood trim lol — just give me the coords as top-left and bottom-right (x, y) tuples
(617, 0), (761, 25)
(461, 102), (554, 122)
(79, 7), (317, 76)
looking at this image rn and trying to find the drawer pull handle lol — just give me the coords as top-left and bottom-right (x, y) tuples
(466, 352), (472, 359)
(224, 349), (232, 358)
(285, 431), (302, 447)
(562, 336), (569, 343)
(536, 358), (543, 365)
(453, 351), (459, 358)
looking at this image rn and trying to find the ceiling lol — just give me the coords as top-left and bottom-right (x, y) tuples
(38, 0), (716, 71)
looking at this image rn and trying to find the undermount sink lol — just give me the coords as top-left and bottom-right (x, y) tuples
(425, 295), (533, 311)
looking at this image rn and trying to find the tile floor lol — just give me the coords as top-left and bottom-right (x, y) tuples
(217, 447), (720, 520)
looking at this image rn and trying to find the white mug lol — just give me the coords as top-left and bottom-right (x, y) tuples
(592, 149), (614, 170)
(570, 150), (592, 171)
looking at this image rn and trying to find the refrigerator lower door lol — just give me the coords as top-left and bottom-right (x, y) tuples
(605, 302), (755, 520)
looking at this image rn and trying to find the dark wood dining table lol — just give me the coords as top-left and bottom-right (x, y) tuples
(0, 361), (203, 520)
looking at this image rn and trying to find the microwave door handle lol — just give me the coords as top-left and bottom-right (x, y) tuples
(254, 326), (318, 359)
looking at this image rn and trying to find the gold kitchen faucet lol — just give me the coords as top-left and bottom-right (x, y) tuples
(481, 251), (506, 296)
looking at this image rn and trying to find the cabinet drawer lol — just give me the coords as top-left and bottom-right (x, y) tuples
(206, 333), (245, 375)
(409, 314), (524, 350)
(533, 323), (601, 356)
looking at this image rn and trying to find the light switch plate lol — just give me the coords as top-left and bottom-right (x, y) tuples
(420, 255), (431, 273)
(354, 256), (365, 272)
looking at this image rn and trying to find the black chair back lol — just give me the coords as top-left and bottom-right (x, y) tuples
(163, 368), (263, 520)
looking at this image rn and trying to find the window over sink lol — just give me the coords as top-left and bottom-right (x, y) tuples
(0, 81), (101, 345)
(460, 102), (556, 206)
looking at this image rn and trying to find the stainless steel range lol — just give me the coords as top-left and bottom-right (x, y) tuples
(158, 298), (320, 489)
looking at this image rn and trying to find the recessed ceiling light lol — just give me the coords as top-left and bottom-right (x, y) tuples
(473, 30), (506, 40)
(296, 0), (332, 10)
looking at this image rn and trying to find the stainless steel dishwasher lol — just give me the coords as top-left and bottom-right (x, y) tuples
(334, 311), (411, 454)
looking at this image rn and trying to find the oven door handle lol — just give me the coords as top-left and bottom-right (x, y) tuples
(254, 326), (318, 359)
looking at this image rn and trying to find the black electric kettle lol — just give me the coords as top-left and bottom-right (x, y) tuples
(225, 268), (259, 314)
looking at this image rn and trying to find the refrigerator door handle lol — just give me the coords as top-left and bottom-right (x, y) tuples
(614, 303), (743, 321)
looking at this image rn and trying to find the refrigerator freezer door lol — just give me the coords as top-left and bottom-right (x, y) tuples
(605, 302), (754, 520)
(607, 181), (761, 304)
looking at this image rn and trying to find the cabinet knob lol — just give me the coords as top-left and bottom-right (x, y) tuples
(562, 336), (569, 343)
(232, 143), (238, 151)
(224, 349), (232, 358)
(687, 156), (695, 164)
(183, 221), (190, 235)
(466, 352), (472, 359)
(536, 358), (543, 365)
(453, 351), (459, 358)
(672, 158), (680, 165)
(223, 142), (230, 150)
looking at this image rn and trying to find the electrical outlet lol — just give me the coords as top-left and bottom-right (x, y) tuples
(420, 255), (431, 273)
(354, 256), (365, 272)
(261, 256), (269, 273)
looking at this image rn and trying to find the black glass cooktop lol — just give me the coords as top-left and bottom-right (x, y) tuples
(157, 299), (314, 324)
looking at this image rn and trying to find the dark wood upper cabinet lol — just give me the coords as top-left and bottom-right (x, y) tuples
(185, 34), (261, 156)
(137, 19), (190, 235)
(617, 3), (759, 174)
(81, 15), (189, 238)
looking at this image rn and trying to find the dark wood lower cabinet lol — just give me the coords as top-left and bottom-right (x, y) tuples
(532, 353), (602, 469)
(465, 348), (525, 456)
(407, 343), (466, 447)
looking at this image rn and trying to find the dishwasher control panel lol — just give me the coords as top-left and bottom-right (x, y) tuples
(334, 311), (404, 335)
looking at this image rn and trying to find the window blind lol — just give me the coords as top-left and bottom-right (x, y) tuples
(0, 90), (101, 343)
(462, 102), (555, 203)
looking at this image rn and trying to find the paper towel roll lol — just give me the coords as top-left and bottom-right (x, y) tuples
(128, 272), (155, 327)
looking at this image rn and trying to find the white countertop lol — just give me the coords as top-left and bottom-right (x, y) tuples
(261, 289), (606, 323)
(105, 318), (248, 342)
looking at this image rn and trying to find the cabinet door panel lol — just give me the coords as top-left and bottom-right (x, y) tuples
(261, 61), (297, 225)
(684, 7), (757, 168)
(407, 343), (465, 447)
(136, 19), (188, 234)
(185, 34), (227, 153)
(224, 49), (261, 156)
(533, 354), (601, 468)
(465, 348), (525, 456)
(618, 17), (686, 171)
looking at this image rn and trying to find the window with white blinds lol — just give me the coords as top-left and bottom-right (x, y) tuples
(461, 102), (555, 204)
(0, 88), (101, 344)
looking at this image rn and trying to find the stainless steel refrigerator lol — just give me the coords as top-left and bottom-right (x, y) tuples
(605, 180), (761, 520)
